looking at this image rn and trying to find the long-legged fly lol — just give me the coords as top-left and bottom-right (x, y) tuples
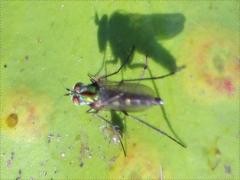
(65, 47), (186, 156)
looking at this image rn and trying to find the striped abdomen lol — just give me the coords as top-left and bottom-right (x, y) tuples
(99, 89), (163, 112)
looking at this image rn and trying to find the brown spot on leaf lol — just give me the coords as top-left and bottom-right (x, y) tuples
(6, 113), (18, 128)
(206, 142), (221, 171)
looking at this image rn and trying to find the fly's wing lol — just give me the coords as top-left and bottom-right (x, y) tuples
(98, 80), (155, 97)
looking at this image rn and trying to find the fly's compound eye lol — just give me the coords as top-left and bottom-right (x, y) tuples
(72, 96), (81, 105)
(73, 82), (83, 93)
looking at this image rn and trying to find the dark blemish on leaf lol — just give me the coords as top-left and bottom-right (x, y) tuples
(50, 22), (55, 27)
(80, 161), (84, 167)
(3, 64), (7, 68)
(40, 160), (48, 167)
(16, 169), (22, 180)
(224, 164), (231, 174)
(209, 3), (213, 10)
(25, 55), (29, 61)
(54, 167), (57, 174)
(6, 113), (18, 128)
(47, 133), (54, 143)
(37, 38), (42, 44)
(207, 146), (221, 170)
(75, 134), (81, 141)
(11, 152), (15, 160)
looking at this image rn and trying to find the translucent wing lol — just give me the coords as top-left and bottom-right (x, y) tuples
(98, 80), (155, 97)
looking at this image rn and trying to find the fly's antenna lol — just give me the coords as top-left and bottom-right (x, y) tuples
(64, 88), (71, 96)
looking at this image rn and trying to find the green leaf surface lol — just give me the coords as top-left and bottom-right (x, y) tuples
(1, 1), (239, 179)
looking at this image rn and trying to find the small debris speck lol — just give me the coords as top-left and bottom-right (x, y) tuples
(88, 154), (92, 159)
(60, 152), (65, 158)
(11, 152), (15, 159)
(47, 133), (54, 143)
(80, 161), (84, 167)
(224, 164), (231, 174)
(25, 55), (29, 61)
(6, 159), (12, 168)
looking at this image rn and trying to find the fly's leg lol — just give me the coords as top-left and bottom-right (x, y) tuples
(94, 51), (106, 77)
(100, 46), (135, 80)
(116, 55), (149, 88)
(86, 92), (124, 112)
(101, 93), (124, 106)
(86, 108), (99, 114)
(122, 111), (187, 148)
(121, 65), (186, 82)
(117, 56), (187, 147)
(94, 113), (127, 157)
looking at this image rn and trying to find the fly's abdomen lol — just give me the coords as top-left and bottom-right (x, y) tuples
(102, 91), (163, 112)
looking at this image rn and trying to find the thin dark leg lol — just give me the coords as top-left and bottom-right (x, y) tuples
(94, 113), (127, 157)
(100, 46), (135, 79)
(119, 137), (126, 157)
(94, 113), (114, 126)
(147, 67), (187, 147)
(123, 111), (186, 148)
(121, 65), (186, 82)
(94, 51), (106, 76)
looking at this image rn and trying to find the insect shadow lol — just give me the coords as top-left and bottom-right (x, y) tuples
(95, 11), (185, 73)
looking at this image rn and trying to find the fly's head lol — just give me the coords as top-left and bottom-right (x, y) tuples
(65, 82), (97, 106)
